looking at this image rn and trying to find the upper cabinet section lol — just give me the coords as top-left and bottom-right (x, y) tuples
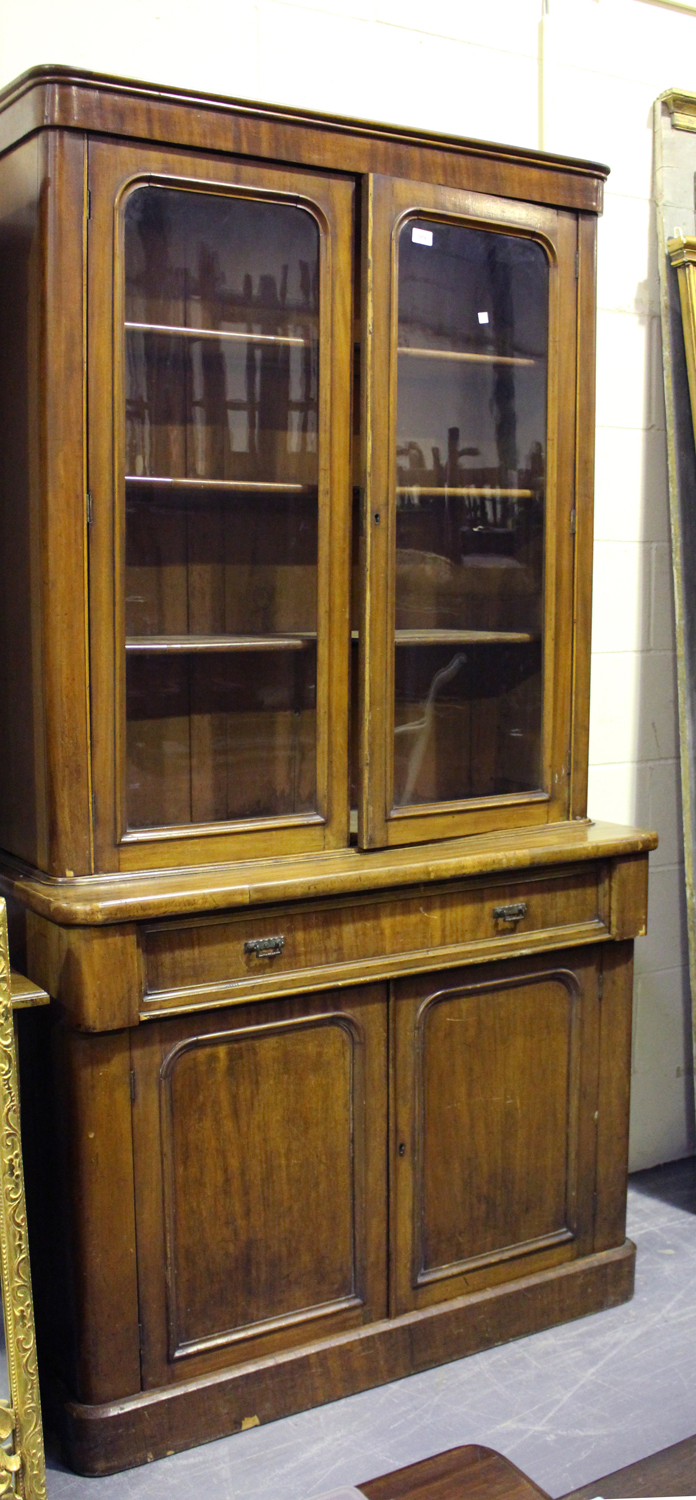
(0, 71), (607, 877)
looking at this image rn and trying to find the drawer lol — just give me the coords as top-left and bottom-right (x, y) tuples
(141, 863), (610, 1015)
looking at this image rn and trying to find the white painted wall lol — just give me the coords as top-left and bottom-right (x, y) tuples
(0, 0), (691, 1169)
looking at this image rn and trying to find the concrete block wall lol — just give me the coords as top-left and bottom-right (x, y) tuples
(0, 0), (692, 1168)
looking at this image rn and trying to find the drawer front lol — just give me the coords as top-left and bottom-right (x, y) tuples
(141, 864), (610, 1014)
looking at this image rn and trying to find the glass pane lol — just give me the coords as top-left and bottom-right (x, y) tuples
(123, 186), (320, 830)
(393, 218), (548, 808)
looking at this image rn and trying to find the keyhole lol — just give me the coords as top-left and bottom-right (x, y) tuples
(398, 1142), (406, 1156)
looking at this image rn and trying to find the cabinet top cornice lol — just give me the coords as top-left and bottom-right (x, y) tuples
(0, 821), (656, 927)
(0, 64), (609, 214)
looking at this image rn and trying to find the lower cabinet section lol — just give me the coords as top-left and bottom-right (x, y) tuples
(21, 926), (637, 1474)
(127, 945), (624, 1390)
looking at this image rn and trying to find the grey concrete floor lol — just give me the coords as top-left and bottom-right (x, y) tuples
(44, 1159), (696, 1499)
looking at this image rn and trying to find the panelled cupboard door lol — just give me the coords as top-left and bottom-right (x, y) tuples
(358, 175), (581, 848)
(130, 984), (387, 1387)
(87, 139), (354, 873)
(390, 949), (601, 1314)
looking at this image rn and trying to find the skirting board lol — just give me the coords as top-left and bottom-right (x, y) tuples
(46, 1240), (635, 1477)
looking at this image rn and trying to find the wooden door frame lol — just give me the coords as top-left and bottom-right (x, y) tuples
(358, 174), (582, 849)
(87, 138), (355, 873)
(389, 948), (602, 1316)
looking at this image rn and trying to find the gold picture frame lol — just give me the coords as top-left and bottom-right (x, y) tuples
(656, 90), (696, 1130)
(0, 901), (46, 1499)
(668, 234), (696, 427)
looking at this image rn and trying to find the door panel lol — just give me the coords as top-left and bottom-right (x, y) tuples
(131, 984), (387, 1386)
(358, 175), (579, 848)
(87, 139), (354, 872)
(390, 948), (601, 1313)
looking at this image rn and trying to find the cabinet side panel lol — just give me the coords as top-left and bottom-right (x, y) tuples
(0, 130), (92, 876)
(26, 914), (141, 1031)
(0, 134), (47, 866)
(571, 213), (598, 818)
(54, 1025), (141, 1402)
(593, 942), (633, 1251)
(40, 131), (92, 876)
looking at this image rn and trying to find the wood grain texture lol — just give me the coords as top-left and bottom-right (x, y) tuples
(0, 68), (608, 213)
(87, 138), (353, 872)
(39, 131), (93, 877)
(0, 82), (649, 1484)
(141, 863), (608, 1016)
(0, 130), (92, 877)
(358, 1444), (551, 1500)
(25, 914), (141, 1030)
(609, 854), (650, 940)
(592, 942), (634, 1253)
(561, 1431), (696, 1500)
(47, 1239), (634, 1476)
(0, 72), (611, 876)
(131, 987), (387, 1386)
(13, 854), (648, 1033)
(0, 823), (656, 927)
(390, 949), (601, 1314)
(9, 971), (49, 1009)
(0, 134), (46, 870)
(570, 214), (598, 820)
(359, 176), (579, 849)
(51, 1026), (141, 1403)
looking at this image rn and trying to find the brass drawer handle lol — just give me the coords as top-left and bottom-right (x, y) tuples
(492, 902), (527, 924)
(244, 936), (285, 958)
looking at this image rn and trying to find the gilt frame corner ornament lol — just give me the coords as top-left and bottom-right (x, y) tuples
(0, 901), (46, 1499)
(662, 86), (696, 133)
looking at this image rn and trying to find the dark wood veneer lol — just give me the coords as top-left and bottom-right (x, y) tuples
(0, 68), (649, 1475)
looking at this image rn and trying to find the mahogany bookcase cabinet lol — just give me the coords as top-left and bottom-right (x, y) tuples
(0, 67), (655, 1476)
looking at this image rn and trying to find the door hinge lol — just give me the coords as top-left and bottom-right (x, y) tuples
(91, 790), (97, 826)
(575, 249), (579, 279)
(86, 492), (93, 526)
(598, 971), (604, 1002)
(570, 506), (576, 535)
(86, 187), (92, 220)
(130, 1069), (137, 1103)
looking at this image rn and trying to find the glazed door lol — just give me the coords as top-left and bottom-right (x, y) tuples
(389, 949), (602, 1314)
(131, 984), (387, 1386)
(358, 175), (580, 848)
(87, 140), (354, 873)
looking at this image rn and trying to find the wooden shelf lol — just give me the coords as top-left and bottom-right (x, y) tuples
(396, 486), (534, 498)
(126, 634), (316, 653)
(125, 476), (315, 493)
(349, 630), (538, 645)
(128, 627), (536, 657)
(398, 346), (536, 368)
(125, 321), (310, 347)
(395, 629), (537, 645)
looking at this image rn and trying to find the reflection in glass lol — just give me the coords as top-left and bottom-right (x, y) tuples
(393, 219), (548, 808)
(122, 187), (320, 829)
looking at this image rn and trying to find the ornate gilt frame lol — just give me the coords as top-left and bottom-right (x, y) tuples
(668, 235), (696, 417)
(0, 902), (45, 1499)
(656, 90), (696, 1131)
